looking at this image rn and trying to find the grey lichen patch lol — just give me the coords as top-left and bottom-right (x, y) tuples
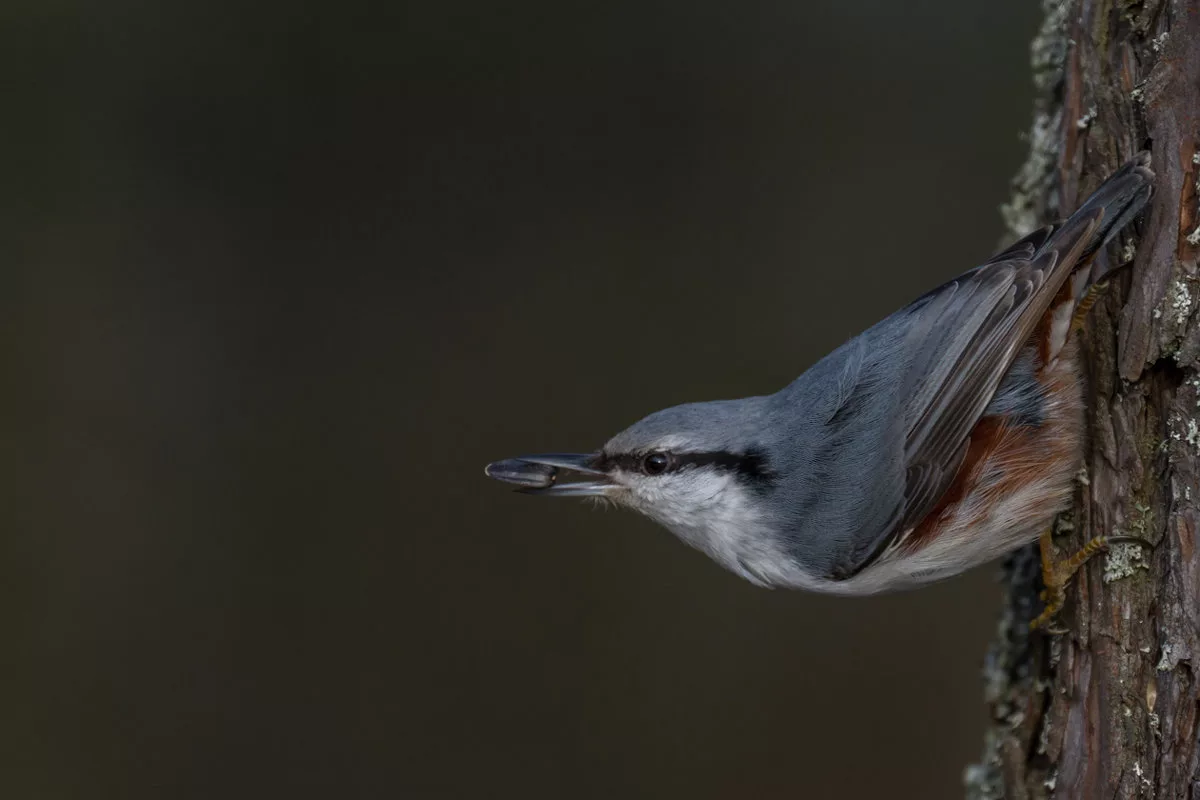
(1076, 105), (1098, 130)
(1103, 541), (1150, 583)
(1133, 761), (1153, 790)
(1037, 707), (1053, 754)
(963, 729), (1005, 800)
(1001, 0), (1069, 238)
(1169, 413), (1200, 453)
(1030, 0), (1069, 92)
(1161, 276), (1199, 359)
(1003, 109), (1064, 236)
(1170, 279), (1193, 324)
(970, 546), (1045, 799)
(1151, 31), (1169, 52)
(1030, 0), (1068, 87)
(1156, 641), (1183, 671)
(1188, 376), (1200, 407)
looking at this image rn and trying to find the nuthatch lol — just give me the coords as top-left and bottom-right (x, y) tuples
(486, 154), (1153, 627)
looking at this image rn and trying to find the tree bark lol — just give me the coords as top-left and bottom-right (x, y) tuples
(966, 1), (1200, 798)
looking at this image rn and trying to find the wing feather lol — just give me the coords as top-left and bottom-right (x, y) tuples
(893, 216), (1098, 538)
(815, 155), (1152, 580)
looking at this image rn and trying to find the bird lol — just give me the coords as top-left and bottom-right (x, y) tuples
(485, 153), (1154, 629)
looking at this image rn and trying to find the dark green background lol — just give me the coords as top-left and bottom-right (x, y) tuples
(5, 1), (1041, 797)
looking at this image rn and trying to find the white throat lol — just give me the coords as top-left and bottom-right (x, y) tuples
(622, 470), (788, 586)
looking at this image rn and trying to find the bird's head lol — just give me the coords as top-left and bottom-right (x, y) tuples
(486, 398), (781, 575)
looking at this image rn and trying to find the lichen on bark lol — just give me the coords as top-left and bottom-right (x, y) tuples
(967, 1), (1200, 798)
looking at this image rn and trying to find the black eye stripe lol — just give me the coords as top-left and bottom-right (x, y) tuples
(593, 453), (650, 473)
(595, 449), (773, 484)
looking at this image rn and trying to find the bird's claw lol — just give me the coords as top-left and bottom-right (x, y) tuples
(1029, 531), (1119, 632)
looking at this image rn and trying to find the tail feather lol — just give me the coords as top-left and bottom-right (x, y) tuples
(1071, 150), (1154, 263)
(1038, 152), (1154, 360)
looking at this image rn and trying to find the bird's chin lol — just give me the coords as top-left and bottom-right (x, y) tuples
(580, 489), (628, 510)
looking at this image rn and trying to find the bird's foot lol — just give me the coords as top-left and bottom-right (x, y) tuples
(1070, 281), (1110, 335)
(1029, 530), (1112, 633)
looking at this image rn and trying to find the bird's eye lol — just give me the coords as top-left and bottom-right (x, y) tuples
(642, 452), (670, 475)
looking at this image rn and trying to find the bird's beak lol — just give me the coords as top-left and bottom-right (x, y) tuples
(484, 452), (615, 497)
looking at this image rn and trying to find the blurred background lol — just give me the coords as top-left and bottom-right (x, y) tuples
(4, 1), (1042, 797)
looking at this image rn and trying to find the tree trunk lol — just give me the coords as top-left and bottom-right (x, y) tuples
(965, 1), (1200, 798)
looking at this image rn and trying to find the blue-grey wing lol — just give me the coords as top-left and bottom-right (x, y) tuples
(894, 151), (1154, 548)
(776, 154), (1152, 581)
(831, 216), (1099, 577)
